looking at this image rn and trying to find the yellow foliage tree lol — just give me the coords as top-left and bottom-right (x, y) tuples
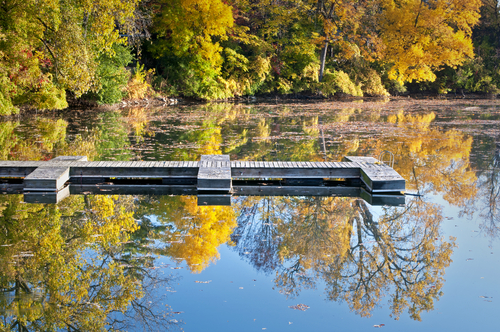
(379, 0), (482, 83)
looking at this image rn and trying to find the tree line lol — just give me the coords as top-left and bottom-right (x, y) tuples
(2, 0), (500, 114)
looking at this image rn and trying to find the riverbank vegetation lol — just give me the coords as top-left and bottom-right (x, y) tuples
(3, 0), (500, 114)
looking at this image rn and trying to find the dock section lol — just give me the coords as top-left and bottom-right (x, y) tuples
(0, 155), (405, 204)
(22, 156), (87, 203)
(343, 156), (406, 193)
(197, 155), (232, 192)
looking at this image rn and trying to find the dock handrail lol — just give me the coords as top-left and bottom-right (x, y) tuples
(378, 150), (395, 168)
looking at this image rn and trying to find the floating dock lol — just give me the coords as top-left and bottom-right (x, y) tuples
(0, 155), (405, 205)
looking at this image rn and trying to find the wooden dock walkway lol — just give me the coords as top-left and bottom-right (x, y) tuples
(0, 155), (405, 205)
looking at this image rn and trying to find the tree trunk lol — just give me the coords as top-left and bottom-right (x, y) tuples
(319, 41), (329, 82)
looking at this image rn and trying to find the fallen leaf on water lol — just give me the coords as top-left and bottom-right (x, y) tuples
(288, 304), (309, 311)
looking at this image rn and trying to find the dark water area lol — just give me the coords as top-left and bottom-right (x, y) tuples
(1, 100), (499, 331)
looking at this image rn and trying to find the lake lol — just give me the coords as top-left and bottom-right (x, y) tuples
(0, 99), (499, 331)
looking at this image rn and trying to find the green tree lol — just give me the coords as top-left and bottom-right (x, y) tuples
(85, 45), (133, 105)
(149, 0), (234, 99)
(0, 0), (140, 113)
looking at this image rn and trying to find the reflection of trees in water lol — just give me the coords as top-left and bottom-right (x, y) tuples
(0, 118), (101, 162)
(323, 199), (454, 321)
(230, 197), (282, 274)
(366, 111), (477, 208)
(95, 112), (133, 161)
(136, 195), (238, 273)
(233, 196), (455, 321)
(476, 139), (500, 240)
(0, 195), (179, 331)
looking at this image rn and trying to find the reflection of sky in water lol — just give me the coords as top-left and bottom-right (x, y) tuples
(157, 195), (499, 332)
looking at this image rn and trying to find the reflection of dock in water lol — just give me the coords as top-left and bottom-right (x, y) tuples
(0, 155), (405, 206)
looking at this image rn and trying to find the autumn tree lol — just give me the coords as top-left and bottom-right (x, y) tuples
(313, 0), (383, 81)
(149, 0), (234, 99)
(379, 0), (482, 83)
(0, 0), (139, 113)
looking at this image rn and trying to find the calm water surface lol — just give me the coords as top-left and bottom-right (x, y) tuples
(1, 101), (499, 331)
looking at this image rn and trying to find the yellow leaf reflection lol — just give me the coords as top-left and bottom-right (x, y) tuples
(0, 194), (175, 331)
(357, 110), (477, 209)
(144, 196), (237, 273)
(125, 107), (154, 139)
(234, 196), (455, 321)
